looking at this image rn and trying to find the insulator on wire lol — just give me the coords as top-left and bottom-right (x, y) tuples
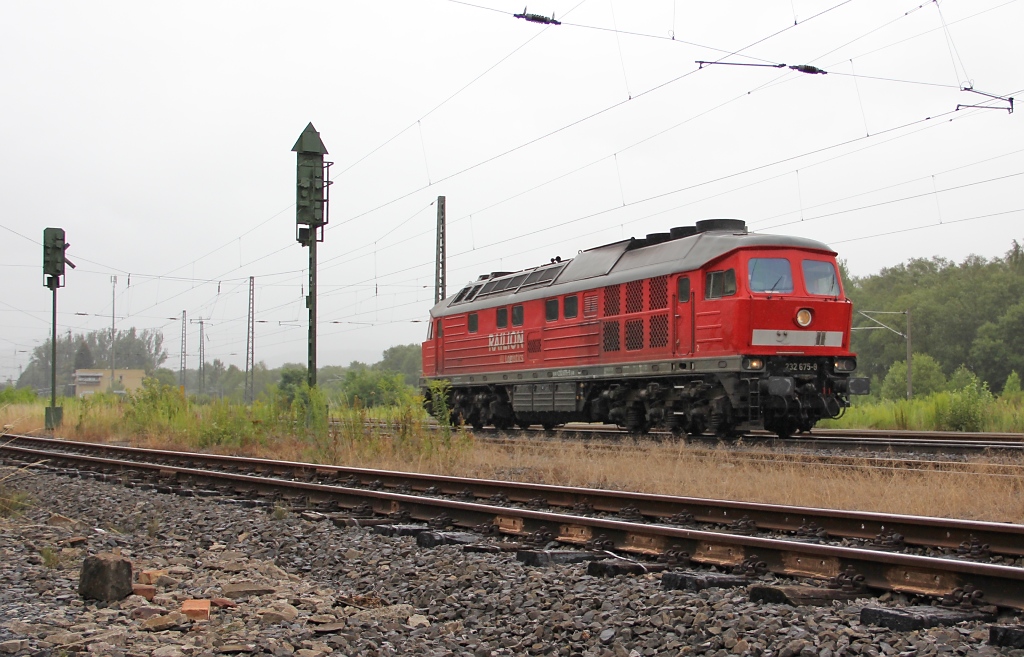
(514, 7), (561, 25)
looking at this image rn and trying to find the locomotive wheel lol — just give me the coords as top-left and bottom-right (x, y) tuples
(517, 422), (532, 431)
(471, 420), (484, 432)
(541, 422), (556, 432)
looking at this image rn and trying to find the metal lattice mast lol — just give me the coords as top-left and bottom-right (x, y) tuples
(198, 319), (205, 394)
(179, 310), (186, 387)
(435, 196), (446, 304)
(292, 123), (330, 388)
(245, 276), (255, 404)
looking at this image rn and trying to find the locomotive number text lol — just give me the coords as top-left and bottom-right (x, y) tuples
(783, 362), (818, 372)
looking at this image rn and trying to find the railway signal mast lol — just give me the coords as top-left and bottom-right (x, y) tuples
(42, 227), (75, 429)
(292, 123), (331, 387)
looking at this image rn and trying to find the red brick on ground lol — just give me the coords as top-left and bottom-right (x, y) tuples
(132, 584), (156, 601)
(181, 599), (211, 621)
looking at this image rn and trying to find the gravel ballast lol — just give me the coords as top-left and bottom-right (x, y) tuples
(1, 467), (1022, 656)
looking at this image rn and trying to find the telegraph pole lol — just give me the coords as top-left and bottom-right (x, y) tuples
(854, 310), (913, 399)
(292, 123), (331, 387)
(435, 196), (446, 304)
(198, 319), (205, 394)
(42, 228), (75, 429)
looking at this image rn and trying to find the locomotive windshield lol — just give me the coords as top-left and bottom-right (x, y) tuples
(748, 258), (793, 293)
(803, 260), (839, 295)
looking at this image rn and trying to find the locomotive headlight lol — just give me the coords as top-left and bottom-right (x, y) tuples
(743, 357), (765, 370)
(834, 358), (857, 372)
(795, 308), (813, 327)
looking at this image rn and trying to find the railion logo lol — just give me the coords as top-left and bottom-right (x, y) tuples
(488, 330), (524, 352)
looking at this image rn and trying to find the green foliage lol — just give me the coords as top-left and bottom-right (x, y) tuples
(18, 327), (168, 391)
(375, 344), (422, 386)
(1002, 371), (1022, 404)
(947, 365), (980, 391)
(333, 369), (413, 408)
(277, 368), (308, 406)
(0, 386), (37, 404)
(847, 245), (1024, 391)
(879, 354), (946, 401)
(935, 378), (993, 432)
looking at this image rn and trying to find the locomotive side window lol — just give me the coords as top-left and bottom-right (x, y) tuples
(748, 258), (793, 293)
(705, 269), (736, 299)
(468, 313), (478, 333)
(496, 307), (508, 329)
(677, 277), (690, 302)
(545, 299), (558, 322)
(436, 320), (443, 337)
(427, 322), (433, 339)
(803, 260), (839, 295)
(564, 295), (578, 319)
(512, 304), (524, 326)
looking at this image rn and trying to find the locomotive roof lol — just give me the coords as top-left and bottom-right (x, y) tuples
(429, 228), (835, 317)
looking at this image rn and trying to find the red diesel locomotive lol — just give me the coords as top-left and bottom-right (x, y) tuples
(421, 219), (869, 438)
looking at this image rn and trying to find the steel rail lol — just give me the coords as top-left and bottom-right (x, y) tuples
(4, 435), (1024, 557)
(3, 440), (1024, 609)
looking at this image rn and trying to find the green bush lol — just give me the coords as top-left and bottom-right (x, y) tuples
(879, 354), (946, 401)
(0, 387), (37, 404)
(936, 378), (993, 432)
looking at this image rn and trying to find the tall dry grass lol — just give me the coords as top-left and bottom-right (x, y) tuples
(3, 388), (1023, 524)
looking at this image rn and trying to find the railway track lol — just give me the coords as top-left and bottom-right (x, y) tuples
(362, 419), (1024, 454)
(527, 424), (1024, 454)
(3, 434), (1024, 610)
(475, 435), (1024, 478)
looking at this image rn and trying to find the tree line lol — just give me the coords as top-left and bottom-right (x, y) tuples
(844, 239), (1024, 398)
(11, 331), (423, 407)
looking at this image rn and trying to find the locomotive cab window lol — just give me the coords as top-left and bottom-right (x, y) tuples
(748, 258), (793, 294)
(545, 299), (558, 322)
(803, 260), (840, 296)
(705, 269), (736, 299)
(427, 322), (433, 339)
(512, 304), (524, 326)
(496, 307), (508, 329)
(677, 277), (690, 302)
(436, 320), (443, 337)
(564, 295), (578, 319)
(468, 313), (478, 333)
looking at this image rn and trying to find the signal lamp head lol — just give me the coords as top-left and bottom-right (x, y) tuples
(795, 308), (813, 327)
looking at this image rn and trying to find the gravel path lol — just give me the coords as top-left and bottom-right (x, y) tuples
(1, 467), (1021, 657)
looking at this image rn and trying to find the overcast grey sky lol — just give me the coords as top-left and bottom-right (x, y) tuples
(1, 0), (1021, 381)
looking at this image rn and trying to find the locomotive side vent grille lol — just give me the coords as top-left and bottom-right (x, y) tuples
(604, 286), (621, 317)
(649, 276), (668, 310)
(602, 321), (621, 352)
(527, 338), (542, 354)
(583, 294), (599, 318)
(649, 314), (669, 349)
(625, 319), (644, 351)
(625, 280), (644, 314)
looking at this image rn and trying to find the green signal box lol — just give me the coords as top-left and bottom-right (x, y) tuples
(42, 227), (75, 288)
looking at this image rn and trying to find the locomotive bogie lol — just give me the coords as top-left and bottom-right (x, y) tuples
(421, 221), (869, 438)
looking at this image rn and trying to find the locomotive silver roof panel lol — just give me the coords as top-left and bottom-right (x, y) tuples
(430, 229), (835, 317)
